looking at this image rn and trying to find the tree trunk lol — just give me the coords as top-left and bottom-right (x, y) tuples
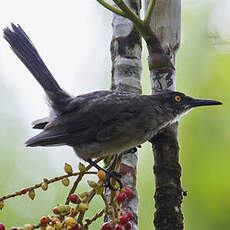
(144, 0), (184, 230)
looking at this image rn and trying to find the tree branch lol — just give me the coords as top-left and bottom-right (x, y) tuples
(98, 1), (183, 229)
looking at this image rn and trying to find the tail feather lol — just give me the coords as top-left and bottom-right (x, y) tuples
(3, 23), (71, 112)
(31, 117), (52, 129)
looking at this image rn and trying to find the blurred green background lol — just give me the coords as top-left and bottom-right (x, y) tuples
(0, 0), (229, 229)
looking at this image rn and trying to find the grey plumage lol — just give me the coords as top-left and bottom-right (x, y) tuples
(4, 24), (222, 162)
(25, 90), (178, 159)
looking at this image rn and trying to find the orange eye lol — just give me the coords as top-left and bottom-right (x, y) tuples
(174, 95), (181, 102)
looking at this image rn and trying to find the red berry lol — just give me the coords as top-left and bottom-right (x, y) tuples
(116, 191), (127, 203)
(119, 214), (128, 224)
(72, 224), (79, 230)
(114, 224), (123, 230)
(124, 188), (132, 198)
(20, 188), (27, 194)
(52, 218), (59, 224)
(0, 223), (5, 230)
(125, 211), (134, 221)
(53, 206), (59, 214)
(101, 222), (112, 230)
(69, 194), (79, 204)
(124, 222), (132, 230)
(40, 216), (49, 225)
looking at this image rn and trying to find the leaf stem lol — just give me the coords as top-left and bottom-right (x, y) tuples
(113, 0), (145, 28)
(97, 0), (127, 18)
(84, 209), (105, 227)
(144, 0), (156, 25)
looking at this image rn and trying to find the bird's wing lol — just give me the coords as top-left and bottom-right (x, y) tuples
(26, 112), (137, 147)
(26, 92), (148, 147)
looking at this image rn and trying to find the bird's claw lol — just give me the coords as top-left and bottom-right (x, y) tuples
(105, 171), (123, 190)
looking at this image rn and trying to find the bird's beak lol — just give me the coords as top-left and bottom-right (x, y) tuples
(190, 98), (222, 108)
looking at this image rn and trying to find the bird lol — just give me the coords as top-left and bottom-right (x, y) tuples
(3, 23), (222, 188)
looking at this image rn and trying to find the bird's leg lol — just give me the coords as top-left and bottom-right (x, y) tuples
(105, 155), (118, 172)
(86, 159), (123, 189)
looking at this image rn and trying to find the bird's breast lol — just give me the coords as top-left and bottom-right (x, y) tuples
(73, 129), (155, 160)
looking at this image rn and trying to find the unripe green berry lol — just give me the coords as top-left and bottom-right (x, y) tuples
(62, 178), (70, 186)
(64, 217), (77, 227)
(79, 192), (88, 199)
(43, 178), (48, 183)
(64, 163), (73, 174)
(28, 190), (35, 200)
(57, 205), (70, 213)
(41, 183), (48, 191)
(97, 170), (106, 181)
(52, 219), (62, 229)
(87, 180), (97, 188)
(78, 162), (86, 172)
(0, 201), (4, 209)
(24, 224), (32, 230)
(45, 226), (55, 230)
(70, 206), (78, 216)
(53, 222), (62, 229)
(79, 203), (88, 212)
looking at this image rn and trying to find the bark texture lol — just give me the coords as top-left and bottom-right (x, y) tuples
(144, 0), (184, 230)
(107, 1), (142, 229)
(111, 0), (142, 94)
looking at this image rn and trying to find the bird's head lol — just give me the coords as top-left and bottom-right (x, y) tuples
(155, 90), (222, 117)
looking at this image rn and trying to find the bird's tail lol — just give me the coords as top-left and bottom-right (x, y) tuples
(3, 23), (71, 112)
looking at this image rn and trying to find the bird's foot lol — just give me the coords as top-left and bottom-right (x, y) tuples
(105, 170), (123, 190)
(86, 159), (123, 190)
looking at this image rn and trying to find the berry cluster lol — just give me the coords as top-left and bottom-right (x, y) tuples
(116, 188), (132, 203)
(39, 214), (80, 230)
(0, 160), (135, 230)
(101, 210), (134, 230)
(100, 187), (134, 230)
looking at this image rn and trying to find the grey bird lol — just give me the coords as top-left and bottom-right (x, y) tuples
(3, 24), (222, 188)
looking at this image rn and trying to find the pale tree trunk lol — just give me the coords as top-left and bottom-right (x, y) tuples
(106, 0), (142, 229)
(144, 0), (184, 230)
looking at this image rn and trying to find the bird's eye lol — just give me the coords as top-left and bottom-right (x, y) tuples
(174, 95), (182, 102)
